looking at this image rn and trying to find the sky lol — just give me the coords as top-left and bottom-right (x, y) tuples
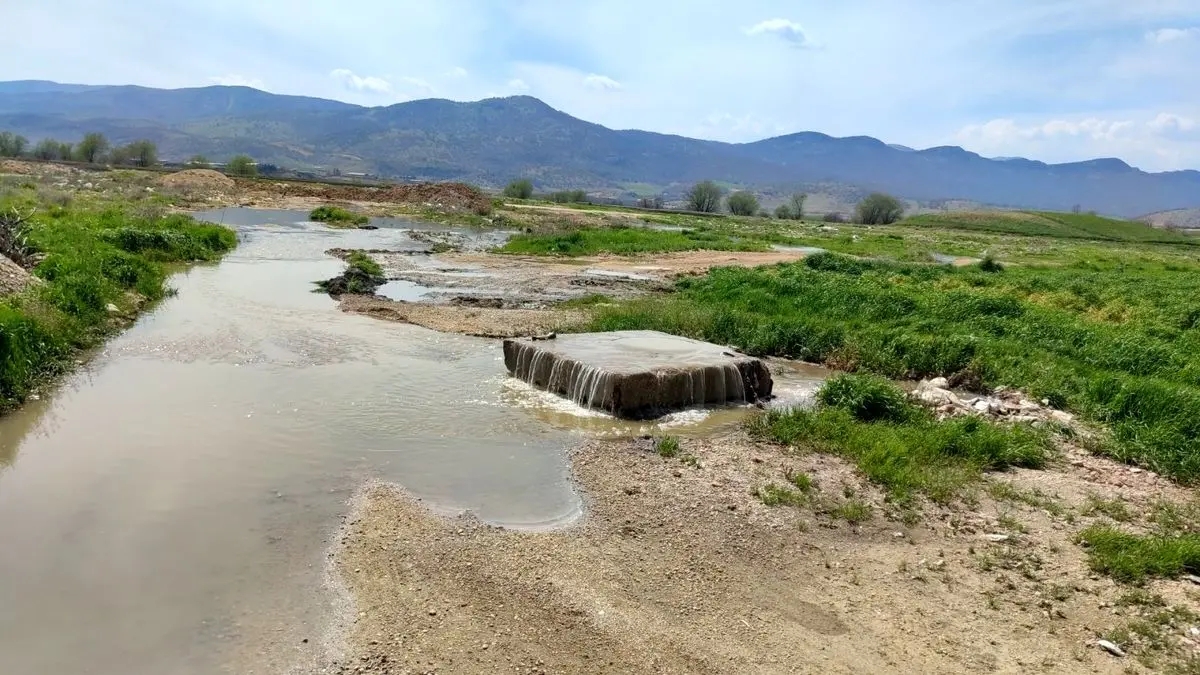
(4, 0), (1200, 171)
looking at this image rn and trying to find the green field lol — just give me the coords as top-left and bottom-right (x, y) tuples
(498, 226), (772, 255)
(591, 249), (1200, 483)
(906, 211), (1196, 244)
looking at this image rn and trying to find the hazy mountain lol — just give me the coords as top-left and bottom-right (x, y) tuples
(1, 81), (1198, 217)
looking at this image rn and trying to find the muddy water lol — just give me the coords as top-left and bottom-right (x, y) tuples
(0, 209), (827, 675)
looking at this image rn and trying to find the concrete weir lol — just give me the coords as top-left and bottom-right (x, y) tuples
(503, 330), (773, 419)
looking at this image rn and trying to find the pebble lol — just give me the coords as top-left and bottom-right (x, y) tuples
(1096, 639), (1125, 657)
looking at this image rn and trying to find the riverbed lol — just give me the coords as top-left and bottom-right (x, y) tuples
(0, 209), (825, 674)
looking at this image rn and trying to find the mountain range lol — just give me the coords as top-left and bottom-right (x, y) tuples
(1, 80), (1198, 217)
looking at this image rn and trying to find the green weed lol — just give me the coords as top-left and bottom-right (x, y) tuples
(499, 226), (771, 256)
(755, 483), (808, 507)
(831, 499), (873, 523)
(1078, 525), (1200, 583)
(656, 435), (680, 458)
(309, 205), (369, 226)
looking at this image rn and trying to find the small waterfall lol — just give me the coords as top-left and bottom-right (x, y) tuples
(502, 333), (773, 419)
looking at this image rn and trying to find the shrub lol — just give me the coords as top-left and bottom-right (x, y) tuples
(309, 205), (369, 226)
(774, 204), (793, 220)
(727, 191), (760, 216)
(855, 193), (904, 225)
(503, 179), (534, 199)
(227, 154), (257, 177)
(547, 190), (588, 203)
(686, 181), (722, 213)
(656, 436), (680, 457)
(817, 373), (917, 423)
(823, 212), (846, 223)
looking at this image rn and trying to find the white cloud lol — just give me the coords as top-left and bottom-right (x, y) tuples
(582, 74), (622, 91)
(745, 18), (817, 48)
(1146, 27), (1200, 44)
(396, 76), (434, 93)
(444, 66), (469, 78)
(960, 117), (1134, 143)
(330, 68), (392, 94)
(1150, 113), (1197, 137)
(208, 74), (264, 89)
(506, 78), (530, 92)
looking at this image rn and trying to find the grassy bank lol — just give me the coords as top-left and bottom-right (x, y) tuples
(749, 374), (1051, 503)
(593, 251), (1200, 482)
(498, 226), (772, 256)
(0, 198), (236, 409)
(905, 211), (1196, 244)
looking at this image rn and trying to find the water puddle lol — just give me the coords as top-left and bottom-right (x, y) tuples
(772, 245), (827, 255)
(376, 279), (435, 302)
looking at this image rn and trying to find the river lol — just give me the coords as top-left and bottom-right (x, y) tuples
(0, 209), (824, 674)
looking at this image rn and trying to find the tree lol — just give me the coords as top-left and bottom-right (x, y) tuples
(77, 132), (109, 163)
(32, 138), (61, 160)
(187, 154), (210, 168)
(854, 193), (904, 225)
(788, 193), (807, 220)
(503, 178), (534, 199)
(774, 204), (793, 220)
(823, 212), (846, 223)
(685, 181), (722, 213)
(108, 145), (132, 166)
(726, 191), (759, 216)
(0, 132), (29, 157)
(227, 154), (257, 177)
(637, 195), (664, 209)
(125, 139), (157, 167)
(58, 142), (73, 161)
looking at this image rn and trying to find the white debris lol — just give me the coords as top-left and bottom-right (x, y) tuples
(1096, 640), (1126, 657)
(105, 303), (119, 313)
(927, 377), (949, 388)
(984, 533), (1010, 543)
(1184, 574), (1200, 586)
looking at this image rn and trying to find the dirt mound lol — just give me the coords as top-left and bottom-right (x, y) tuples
(240, 180), (492, 214)
(380, 182), (493, 214)
(159, 169), (236, 191)
(0, 253), (33, 296)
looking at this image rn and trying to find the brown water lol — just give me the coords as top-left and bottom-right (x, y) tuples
(0, 209), (828, 675)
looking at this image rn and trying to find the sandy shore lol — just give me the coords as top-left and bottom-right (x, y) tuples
(323, 429), (1200, 674)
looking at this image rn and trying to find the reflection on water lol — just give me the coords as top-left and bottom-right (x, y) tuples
(0, 208), (830, 675)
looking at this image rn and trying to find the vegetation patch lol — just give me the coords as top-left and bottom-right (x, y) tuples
(905, 211), (1196, 244)
(593, 251), (1200, 483)
(748, 375), (1051, 503)
(317, 251), (385, 296)
(0, 197), (236, 409)
(498, 226), (770, 256)
(1078, 525), (1200, 583)
(310, 205), (370, 227)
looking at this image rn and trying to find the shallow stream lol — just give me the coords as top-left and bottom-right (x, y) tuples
(0, 209), (826, 674)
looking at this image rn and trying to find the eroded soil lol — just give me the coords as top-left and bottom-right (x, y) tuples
(328, 432), (1200, 674)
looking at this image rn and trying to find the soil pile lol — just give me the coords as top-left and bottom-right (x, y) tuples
(239, 180), (492, 213)
(159, 169), (236, 192)
(0, 253), (32, 296)
(380, 182), (492, 214)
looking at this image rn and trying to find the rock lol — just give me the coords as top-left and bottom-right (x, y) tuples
(928, 377), (949, 388)
(105, 303), (120, 313)
(1184, 574), (1200, 586)
(1188, 626), (1199, 638)
(1096, 640), (1125, 657)
(984, 533), (1010, 543)
(83, 182), (93, 189)
(1050, 410), (1073, 425)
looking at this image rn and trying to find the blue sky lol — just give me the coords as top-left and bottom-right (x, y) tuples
(4, 0), (1200, 171)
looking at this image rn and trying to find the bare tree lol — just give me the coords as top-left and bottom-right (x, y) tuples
(788, 193), (807, 220)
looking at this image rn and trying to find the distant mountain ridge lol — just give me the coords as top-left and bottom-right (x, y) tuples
(1, 80), (1198, 217)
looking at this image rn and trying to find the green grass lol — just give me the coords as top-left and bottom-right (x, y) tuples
(316, 250), (385, 295)
(0, 200), (236, 409)
(1078, 525), (1200, 583)
(906, 211), (1197, 244)
(1083, 495), (1135, 522)
(755, 483), (808, 507)
(656, 435), (680, 458)
(748, 377), (1051, 503)
(498, 226), (770, 256)
(831, 499), (873, 523)
(309, 205), (369, 226)
(592, 250), (1200, 483)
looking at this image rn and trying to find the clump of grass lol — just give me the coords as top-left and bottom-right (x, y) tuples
(558, 293), (613, 309)
(316, 251), (385, 296)
(977, 254), (1004, 273)
(309, 205), (369, 227)
(988, 482), (1067, 517)
(656, 435), (680, 458)
(752, 378), (1051, 503)
(1078, 525), (1200, 583)
(1083, 494), (1134, 522)
(1103, 605), (1200, 671)
(787, 470), (815, 493)
(818, 372), (917, 423)
(831, 499), (873, 523)
(755, 484), (808, 507)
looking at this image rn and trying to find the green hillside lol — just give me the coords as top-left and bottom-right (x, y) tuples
(904, 211), (1197, 244)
